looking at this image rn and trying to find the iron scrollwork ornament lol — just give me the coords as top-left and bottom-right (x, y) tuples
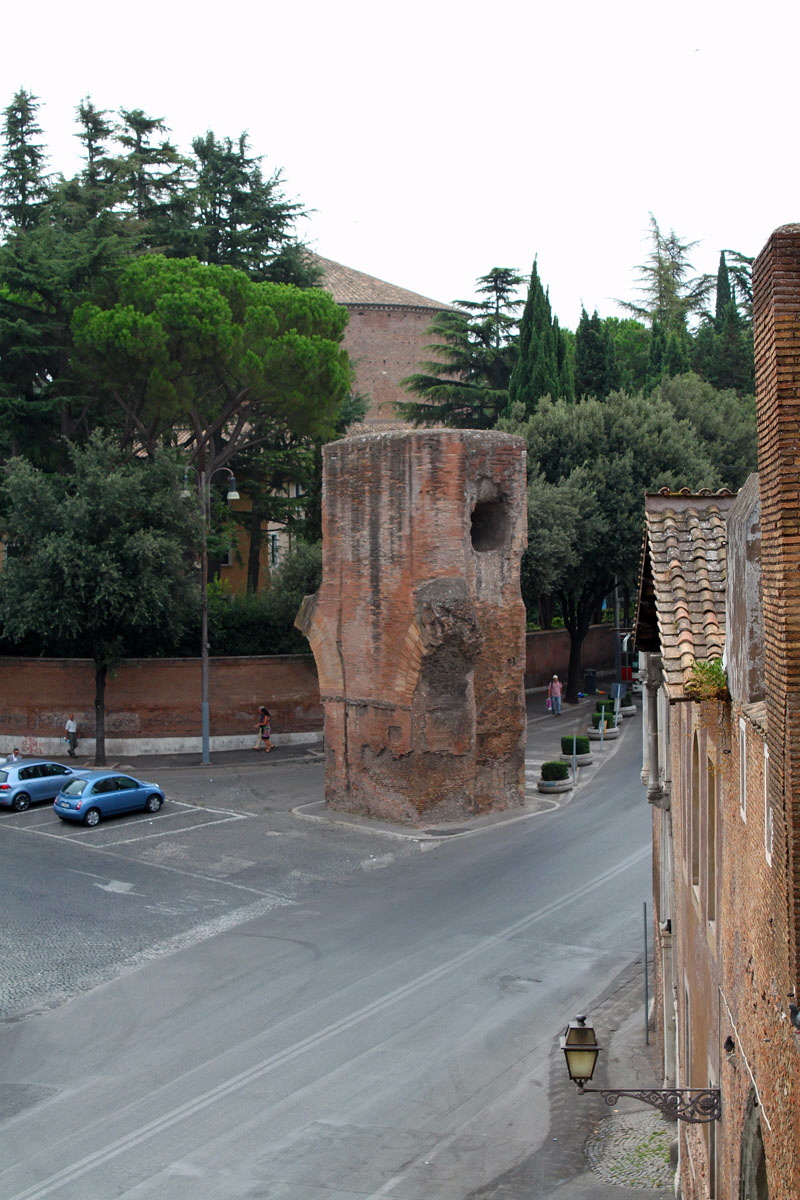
(579, 1086), (721, 1124)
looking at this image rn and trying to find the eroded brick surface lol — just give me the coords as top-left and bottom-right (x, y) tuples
(297, 429), (527, 823)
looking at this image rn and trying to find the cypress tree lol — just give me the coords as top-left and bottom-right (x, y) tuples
(508, 259), (571, 413)
(574, 307), (617, 399)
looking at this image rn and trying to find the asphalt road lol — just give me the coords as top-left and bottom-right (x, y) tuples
(1, 720), (655, 1199)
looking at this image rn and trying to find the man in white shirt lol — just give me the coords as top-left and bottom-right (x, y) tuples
(65, 714), (78, 757)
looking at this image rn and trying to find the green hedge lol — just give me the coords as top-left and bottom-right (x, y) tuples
(596, 698), (615, 713)
(561, 735), (590, 755)
(541, 760), (571, 781)
(592, 711), (618, 729)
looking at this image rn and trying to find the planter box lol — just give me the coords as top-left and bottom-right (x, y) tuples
(559, 752), (593, 766)
(587, 726), (619, 740)
(620, 705), (637, 717)
(537, 778), (574, 793)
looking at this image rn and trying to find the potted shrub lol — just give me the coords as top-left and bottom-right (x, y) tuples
(620, 690), (637, 717)
(537, 759), (574, 793)
(560, 734), (593, 766)
(588, 710), (619, 740)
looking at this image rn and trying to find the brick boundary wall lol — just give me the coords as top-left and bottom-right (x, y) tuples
(0, 625), (616, 758)
(0, 655), (323, 758)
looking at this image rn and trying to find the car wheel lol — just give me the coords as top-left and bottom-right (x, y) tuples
(144, 794), (163, 814)
(13, 792), (31, 812)
(84, 807), (101, 827)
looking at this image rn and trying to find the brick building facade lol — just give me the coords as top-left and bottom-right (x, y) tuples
(635, 226), (800, 1199)
(313, 255), (453, 426)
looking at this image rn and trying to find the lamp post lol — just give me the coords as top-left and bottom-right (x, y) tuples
(560, 1014), (721, 1124)
(184, 465), (239, 764)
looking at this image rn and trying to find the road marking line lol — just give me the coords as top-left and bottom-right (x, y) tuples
(5, 845), (649, 1200)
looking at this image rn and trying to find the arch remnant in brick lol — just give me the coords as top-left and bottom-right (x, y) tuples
(296, 429), (527, 824)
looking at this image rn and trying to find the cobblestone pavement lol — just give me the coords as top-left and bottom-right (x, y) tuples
(585, 1110), (673, 1190)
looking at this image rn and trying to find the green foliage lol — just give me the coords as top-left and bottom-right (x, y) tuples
(574, 308), (618, 400)
(685, 657), (730, 702)
(0, 90), (50, 231)
(501, 389), (719, 700)
(399, 267), (523, 428)
(188, 131), (311, 282)
(205, 542), (322, 655)
(561, 735), (590, 755)
(71, 255), (352, 466)
(0, 432), (199, 664)
(604, 317), (651, 394)
(592, 711), (617, 728)
(621, 214), (708, 335)
(541, 760), (570, 781)
(650, 373), (757, 489)
(0, 92), (330, 466)
(596, 699), (615, 712)
(508, 259), (572, 413)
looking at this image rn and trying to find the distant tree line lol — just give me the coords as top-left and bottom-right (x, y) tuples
(0, 89), (360, 756)
(399, 215), (757, 702)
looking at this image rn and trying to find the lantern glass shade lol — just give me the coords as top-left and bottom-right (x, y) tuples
(561, 1015), (601, 1084)
(226, 475), (240, 502)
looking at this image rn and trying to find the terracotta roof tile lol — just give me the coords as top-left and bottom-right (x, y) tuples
(635, 489), (737, 699)
(310, 253), (454, 312)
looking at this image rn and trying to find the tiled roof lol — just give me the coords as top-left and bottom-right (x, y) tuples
(310, 254), (453, 311)
(635, 488), (737, 699)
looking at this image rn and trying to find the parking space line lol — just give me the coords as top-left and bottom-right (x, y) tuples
(99, 814), (250, 847)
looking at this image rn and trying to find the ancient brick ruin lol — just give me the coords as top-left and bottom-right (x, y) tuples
(296, 429), (527, 824)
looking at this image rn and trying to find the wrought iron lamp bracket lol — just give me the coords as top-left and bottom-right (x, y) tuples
(578, 1085), (721, 1124)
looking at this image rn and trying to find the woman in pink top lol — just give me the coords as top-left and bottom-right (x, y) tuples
(548, 674), (563, 715)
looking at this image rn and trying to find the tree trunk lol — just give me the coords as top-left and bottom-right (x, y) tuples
(565, 625), (585, 707)
(94, 663), (107, 766)
(537, 594), (555, 630)
(247, 507), (263, 592)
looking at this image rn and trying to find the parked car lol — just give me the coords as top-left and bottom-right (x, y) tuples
(0, 760), (89, 812)
(54, 773), (165, 826)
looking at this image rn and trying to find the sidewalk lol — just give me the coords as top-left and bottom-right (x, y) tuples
(83, 687), (630, 825)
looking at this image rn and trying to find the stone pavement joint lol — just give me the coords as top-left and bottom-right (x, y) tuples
(585, 1110), (674, 1189)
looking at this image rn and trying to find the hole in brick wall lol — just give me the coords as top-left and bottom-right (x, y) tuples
(471, 499), (510, 552)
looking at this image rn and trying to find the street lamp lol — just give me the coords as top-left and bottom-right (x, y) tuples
(183, 465), (239, 764)
(560, 1014), (721, 1124)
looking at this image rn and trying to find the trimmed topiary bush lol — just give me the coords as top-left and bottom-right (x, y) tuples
(561, 735), (590, 756)
(541, 760), (571, 781)
(592, 711), (618, 729)
(596, 699), (615, 713)
(623, 692), (634, 707)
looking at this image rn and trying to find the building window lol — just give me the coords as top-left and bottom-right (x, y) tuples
(269, 532), (280, 568)
(691, 734), (700, 888)
(764, 743), (773, 865)
(739, 718), (747, 822)
(706, 758), (716, 924)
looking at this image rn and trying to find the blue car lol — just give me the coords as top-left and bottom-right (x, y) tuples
(0, 760), (88, 812)
(54, 773), (165, 826)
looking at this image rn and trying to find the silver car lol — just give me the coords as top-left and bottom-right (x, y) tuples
(0, 760), (88, 812)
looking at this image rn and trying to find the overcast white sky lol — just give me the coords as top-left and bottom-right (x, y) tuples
(5, 0), (797, 327)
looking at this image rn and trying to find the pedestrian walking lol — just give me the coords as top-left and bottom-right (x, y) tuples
(64, 714), (78, 757)
(10, 748), (20, 762)
(255, 706), (273, 753)
(547, 675), (563, 716)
